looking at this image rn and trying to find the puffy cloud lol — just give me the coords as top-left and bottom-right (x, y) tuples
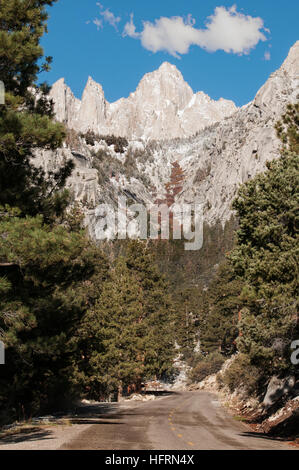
(196, 5), (268, 54)
(141, 17), (200, 58)
(96, 2), (121, 30)
(123, 5), (268, 57)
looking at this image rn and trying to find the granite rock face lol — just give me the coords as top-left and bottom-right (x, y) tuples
(263, 376), (296, 409)
(36, 41), (299, 237)
(50, 62), (237, 140)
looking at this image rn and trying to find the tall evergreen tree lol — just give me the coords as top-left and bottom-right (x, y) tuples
(0, 210), (108, 418)
(173, 287), (203, 360)
(0, 0), (110, 421)
(0, 0), (73, 220)
(0, 0), (57, 96)
(200, 262), (241, 355)
(76, 241), (177, 400)
(77, 258), (145, 400)
(229, 102), (299, 373)
(124, 241), (176, 380)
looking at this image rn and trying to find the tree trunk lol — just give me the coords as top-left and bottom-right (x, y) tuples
(117, 383), (123, 402)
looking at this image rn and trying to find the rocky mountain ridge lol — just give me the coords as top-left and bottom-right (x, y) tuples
(50, 62), (237, 140)
(35, 41), (299, 238)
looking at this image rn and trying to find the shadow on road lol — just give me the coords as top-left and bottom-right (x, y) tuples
(239, 431), (293, 443)
(0, 403), (122, 446)
(0, 427), (52, 445)
(0, 391), (180, 448)
(142, 391), (179, 397)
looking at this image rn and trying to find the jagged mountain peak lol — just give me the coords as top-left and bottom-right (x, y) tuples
(136, 61), (191, 94)
(156, 61), (185, 77)
(254, 41), (299, 111)
(50, 63), (237, 139)
(281, 40), (299, 76)
(83, 77), (105, 100)
(158, 61), (178, 71)
(85, 75), (104, 89)
(54, 77), (66, 86)
(38, 41), (299, 238)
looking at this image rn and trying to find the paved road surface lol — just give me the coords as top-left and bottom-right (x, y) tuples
(61, 391), (292, 450)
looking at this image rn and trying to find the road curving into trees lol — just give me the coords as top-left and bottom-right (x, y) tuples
(61, 391), (292, 450)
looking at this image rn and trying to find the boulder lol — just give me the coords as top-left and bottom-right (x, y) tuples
(263, 376), (296, 409)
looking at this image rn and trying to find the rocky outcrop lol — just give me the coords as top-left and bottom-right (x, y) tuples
(258, 397), (299, 437)
(191, 356), (299, 439)
(156, 41), (299, 225)
(78, 77), (107, 134)
(50, 78), (81, 129)
(50, 62), (237, 140)
(263, 376), (297, 410)
(38, 41), (299, 237)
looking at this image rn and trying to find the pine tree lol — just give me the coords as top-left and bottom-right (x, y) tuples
(124, 241), (176, 381)
(200, 262), (241, 355)
(0, 0), (58, 95)
(76, 258), (145, 400)
(0, 0), (110, 421)
(229, 102), (299, 373)
(76, 242), (177, 400)
(0, 209), (108, 417)
(173, 287), (203, 360)
(0, 0), (73, 220)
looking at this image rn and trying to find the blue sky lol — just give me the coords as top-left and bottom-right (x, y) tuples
(40, 1), (299, 107)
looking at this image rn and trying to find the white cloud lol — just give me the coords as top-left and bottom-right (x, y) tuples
(197, 5), (268, 54)
(96, 2), (121, 30)
(264, 51), (271, 61)
(123, 14), (140, 39)
(141, 17), (200, 58)
(93, 18), (103, 31)
(123, 5), (269, 57)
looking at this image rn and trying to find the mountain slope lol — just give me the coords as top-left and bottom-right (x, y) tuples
(36, 41), (299, 239)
